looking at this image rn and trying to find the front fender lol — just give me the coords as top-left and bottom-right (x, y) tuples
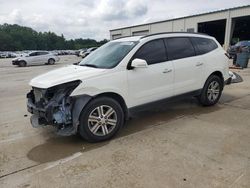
(71, 95), (92, 132)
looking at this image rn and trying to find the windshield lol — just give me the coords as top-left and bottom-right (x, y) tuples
(79, 41), (138, 69)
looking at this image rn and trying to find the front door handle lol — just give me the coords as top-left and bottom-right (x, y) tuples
(196, 62), (203, 67)
(163, 69), (172, 73)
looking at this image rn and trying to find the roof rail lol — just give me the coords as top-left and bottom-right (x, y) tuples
(112, 35), (143, 41)
(141, 32), (209, 39)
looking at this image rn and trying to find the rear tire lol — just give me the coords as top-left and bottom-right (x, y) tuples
(48, 58), (55, 65)
(18, 61), (26, 67)
(198, 75), (223, 106)
(79, 97), (124, 142)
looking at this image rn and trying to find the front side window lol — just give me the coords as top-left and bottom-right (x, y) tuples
(132, 39), (167, 65)
(191, 37), (218, 55)
(79, 41), (138, 69)
(165, 37), (195, 61)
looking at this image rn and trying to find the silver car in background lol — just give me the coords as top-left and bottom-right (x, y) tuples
(79, 47), (97, 58)
(12, 51), (60, 67)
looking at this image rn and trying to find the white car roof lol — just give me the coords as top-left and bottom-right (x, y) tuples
(113, 32), (215, 43)
(114, 36), (142, 42)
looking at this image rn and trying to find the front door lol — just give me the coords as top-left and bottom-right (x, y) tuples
(127, 39), (174, 107)
(28, 52), (40, 65)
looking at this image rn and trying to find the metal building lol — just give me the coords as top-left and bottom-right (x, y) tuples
(110, 5), (250, 49)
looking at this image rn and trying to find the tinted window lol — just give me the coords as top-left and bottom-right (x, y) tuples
(191, 37), (218, 55)
(133, 39), (167, 65)
(29, 52), (37, 56)
(165, 37), (195, 60)
(37, 51), (48, 55)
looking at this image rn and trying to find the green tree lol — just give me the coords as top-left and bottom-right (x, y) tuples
(0, 23), (108, 51)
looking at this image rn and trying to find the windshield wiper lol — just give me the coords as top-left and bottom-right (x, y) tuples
(80, 64), (98, 68)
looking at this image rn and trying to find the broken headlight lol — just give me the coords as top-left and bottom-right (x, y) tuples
(45, 80), (82, 101)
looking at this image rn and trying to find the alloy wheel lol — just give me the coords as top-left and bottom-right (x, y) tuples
(87, 105), (117, 136)
(207, 81), (220, 102)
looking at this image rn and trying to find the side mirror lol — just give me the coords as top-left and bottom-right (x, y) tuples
(131, 58), (148, 68)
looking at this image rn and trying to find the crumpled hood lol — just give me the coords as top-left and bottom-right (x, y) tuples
(29, 65), (107, 88)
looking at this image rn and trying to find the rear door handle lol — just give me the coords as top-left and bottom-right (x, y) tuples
(196, 62), (203, 67)
(163, 69), (172, 73)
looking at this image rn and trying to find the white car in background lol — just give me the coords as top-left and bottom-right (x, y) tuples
(12, 51), (60, 67)
(79, 47), (98, 58)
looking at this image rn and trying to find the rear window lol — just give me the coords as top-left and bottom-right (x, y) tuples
(191, 37), (218, 55)
(165, 37), (195, 61)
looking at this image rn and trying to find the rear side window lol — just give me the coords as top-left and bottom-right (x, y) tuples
(133, 39), (167, 65)
(165, 37), (195, 61)
(38, 51), (49, 55)
(191, 37), (218, 55)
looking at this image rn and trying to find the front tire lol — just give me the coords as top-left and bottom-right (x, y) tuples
(48, 58), (55, 65)
(19, 61), (26, 67)
(198, 75), (223, 106)
(79, 97), (124, 142)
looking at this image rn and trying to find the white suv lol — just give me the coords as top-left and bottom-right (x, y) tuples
(27, 32), (231, 142)
(12, 51), (60, 67)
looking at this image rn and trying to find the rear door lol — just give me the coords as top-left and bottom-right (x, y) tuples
(38, 51), (49, 64)
(190, 37), (220, 87)
(165, 37), (204, 95)
(27, 52), (40, 65)
(127, 39), (174, 106)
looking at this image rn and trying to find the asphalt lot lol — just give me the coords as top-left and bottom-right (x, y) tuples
(0, 56), (250, 188)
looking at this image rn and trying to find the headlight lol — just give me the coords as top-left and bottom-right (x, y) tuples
(31, 80), (81, 105)
(46, 80), (82, 100)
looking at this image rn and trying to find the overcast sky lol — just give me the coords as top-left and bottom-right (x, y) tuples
(0, 0), (249, 40)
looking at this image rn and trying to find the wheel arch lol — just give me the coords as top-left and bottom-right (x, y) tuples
(19, 60), (27, 66)
(204, 71), (224, 87)
(93, 92), (129, 120)
(210, 71), (224, 81)
(48, 58), (55, 62)
(72, 92), (129, 134)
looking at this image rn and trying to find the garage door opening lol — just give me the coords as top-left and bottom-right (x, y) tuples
(132, 30), (149, 36)
(198, 19), (226, 45)
(231, 16), (250, 44)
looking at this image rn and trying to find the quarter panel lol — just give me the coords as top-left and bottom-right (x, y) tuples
(70, 69), (131, 107)
(202, 48), (230, 83)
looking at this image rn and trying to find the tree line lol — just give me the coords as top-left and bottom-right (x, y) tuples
(0, 23), (108, 51)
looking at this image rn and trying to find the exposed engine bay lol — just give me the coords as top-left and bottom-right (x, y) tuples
(26, 80), (91, 136)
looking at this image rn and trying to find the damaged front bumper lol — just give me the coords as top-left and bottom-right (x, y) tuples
(12, 60), (20, 65)
(27, 89), (75, 136)
(224, 71), (244, 86)
(228, 71), (243, 84)
(26, 81), (91, 136)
